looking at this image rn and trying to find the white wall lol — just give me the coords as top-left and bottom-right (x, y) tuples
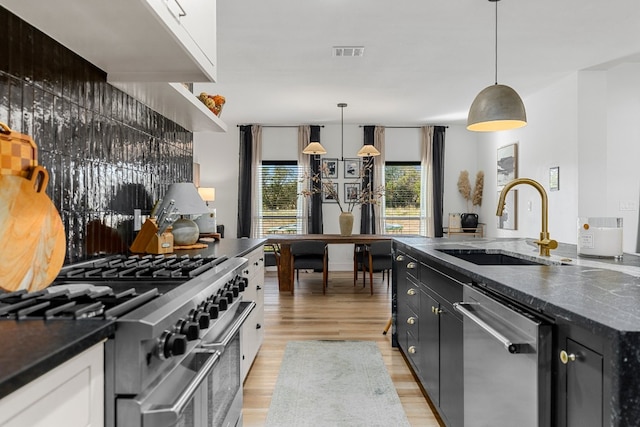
(195, 61), (640, 258)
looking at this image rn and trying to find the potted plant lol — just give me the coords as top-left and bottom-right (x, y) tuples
(457, 170), (484, 231)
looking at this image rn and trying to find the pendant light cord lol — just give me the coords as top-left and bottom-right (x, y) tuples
(494, 0), (498, 85)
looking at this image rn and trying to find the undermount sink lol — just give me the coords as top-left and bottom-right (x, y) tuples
(438, 249), (551, 266)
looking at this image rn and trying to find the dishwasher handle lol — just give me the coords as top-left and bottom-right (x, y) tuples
(453, 302), (522, 354)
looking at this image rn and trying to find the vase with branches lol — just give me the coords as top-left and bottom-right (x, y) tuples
(299, 163), (385, 213)
(457, 170), (484, 231)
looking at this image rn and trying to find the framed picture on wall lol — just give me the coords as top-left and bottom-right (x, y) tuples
(322, 158), (338, 178)
(497, 143), (518, 188)
(343, 158), (362, 178)
(549, 166), (560, 191)
(497, 189), (517, 230)
(323, 183), (339, 203)
(344, 182), (360, 202)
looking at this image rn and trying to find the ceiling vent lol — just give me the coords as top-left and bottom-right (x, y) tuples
(333, 46), (365, 57)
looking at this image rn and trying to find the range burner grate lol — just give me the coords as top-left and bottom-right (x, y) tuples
(58, 254), (225, 281)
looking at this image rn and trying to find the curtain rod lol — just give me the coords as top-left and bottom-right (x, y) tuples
(236, 125), (325, 128)
(358, 125), (449, 129)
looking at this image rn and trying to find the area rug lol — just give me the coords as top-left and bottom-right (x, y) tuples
(265, 340), (411, 427)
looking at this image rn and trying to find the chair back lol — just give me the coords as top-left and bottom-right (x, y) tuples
(368, 241), (392, 256)
(291, 241), (327, 256)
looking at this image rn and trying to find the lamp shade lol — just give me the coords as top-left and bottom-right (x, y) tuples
(357, 145), (381, 157)
(467, 84), (527, 132)
(302, 142), (327, 155)
(197, 187), (216, 202)
(164, 183), (210, 215)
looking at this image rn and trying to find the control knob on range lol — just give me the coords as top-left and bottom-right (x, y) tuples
(175, 319), (200, 341)
(158, 331), (188, 359)
(190, 308), (210, 329)
(211, 294), (228, 311)
(202, 300), (219, 320)
(236, 277), (248, 292)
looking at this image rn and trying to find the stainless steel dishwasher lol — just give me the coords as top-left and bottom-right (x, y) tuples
(454, 285), (552, 427)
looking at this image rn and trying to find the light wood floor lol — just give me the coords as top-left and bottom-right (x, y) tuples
(242, 270), (441, 426)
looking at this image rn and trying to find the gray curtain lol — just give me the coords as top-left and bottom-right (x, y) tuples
(309, 125), (323, 234)
(237, 125), (253, 237)
(432, 126), (446, 237)
(360, 126), (376, 234)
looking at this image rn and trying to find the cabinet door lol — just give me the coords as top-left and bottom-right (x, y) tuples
(565, 339), (603, 427)
(162, 0), (217, 67)
(439, 310), (464, 427)
(419, 289), (440, 405)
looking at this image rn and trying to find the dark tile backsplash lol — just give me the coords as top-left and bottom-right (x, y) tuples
(0, 7), (193, 263)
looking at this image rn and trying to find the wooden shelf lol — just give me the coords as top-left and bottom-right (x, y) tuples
(109, 82), (227, 132)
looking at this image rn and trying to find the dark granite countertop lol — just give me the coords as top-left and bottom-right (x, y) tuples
(394, 236), (640, 337)
(0, 238), (266, 400)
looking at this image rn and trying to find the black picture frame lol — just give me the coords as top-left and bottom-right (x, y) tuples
(344, 182), (360, 202)
(322, 158), (338, 179)
(343, 158), (362, 178)
(323, 182), (339, 203)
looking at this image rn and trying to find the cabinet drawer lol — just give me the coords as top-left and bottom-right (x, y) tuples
(244, 247), (265, 279)
(405, 278), (420, 313)
(406, 331), (420, 372)
(400, 306), (419, 338)
(406, 255), (419, 281)
(420, 262), (466, 305)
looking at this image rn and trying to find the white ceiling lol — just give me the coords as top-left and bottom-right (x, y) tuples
(206, 0), (640, 127)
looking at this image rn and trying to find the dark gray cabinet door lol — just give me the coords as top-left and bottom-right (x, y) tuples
(566, 339), (603, 427)
(419, 289), (440, 405)
(439, 308), (463, 427)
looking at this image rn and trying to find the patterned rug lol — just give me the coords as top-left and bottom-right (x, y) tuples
(265, 340), (411, 427)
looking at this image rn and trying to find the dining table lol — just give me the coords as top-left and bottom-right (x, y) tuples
(265, 234), (393, 292)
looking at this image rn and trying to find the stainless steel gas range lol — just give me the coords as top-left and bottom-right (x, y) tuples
(0, 253), (254, 427)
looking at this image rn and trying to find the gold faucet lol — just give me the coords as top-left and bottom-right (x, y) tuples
(496, 178), (558, 256)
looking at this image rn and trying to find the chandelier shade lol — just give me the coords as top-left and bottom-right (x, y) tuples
(302, 141), (327, 155)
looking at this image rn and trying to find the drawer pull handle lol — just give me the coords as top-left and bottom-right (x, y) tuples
(407, 317), (416, 325)
(432, 306), (442, 315)
(560, 350), (577, 364)
(408, 346), (416, 354)
(396, 255), (405, 261)
(407, 288), (416, 296)
(407, 262), (417, 269)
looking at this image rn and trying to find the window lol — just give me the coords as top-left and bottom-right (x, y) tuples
(384, 162), (421, 234)
(260, 161), (300, 236)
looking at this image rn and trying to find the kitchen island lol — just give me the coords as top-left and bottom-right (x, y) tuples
(393, 236), (640, 427)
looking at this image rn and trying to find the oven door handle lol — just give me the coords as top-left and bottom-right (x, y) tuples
(453, 302), (522, 354)
(143, 349), (221, 426)
(201, 301), (256, 350)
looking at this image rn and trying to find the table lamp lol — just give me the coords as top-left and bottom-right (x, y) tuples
(195, 187), (217, 234)
(164, 182), (210, 245)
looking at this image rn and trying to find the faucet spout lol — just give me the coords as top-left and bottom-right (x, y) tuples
(496, 178), (558, 256)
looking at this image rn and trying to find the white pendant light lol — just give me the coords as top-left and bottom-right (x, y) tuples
(467, 0), (526, 132)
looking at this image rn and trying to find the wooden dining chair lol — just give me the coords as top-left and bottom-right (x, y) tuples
(362, 241), (393, 295)
(353, 244), (367, 287)
(290, 241), (329, 294)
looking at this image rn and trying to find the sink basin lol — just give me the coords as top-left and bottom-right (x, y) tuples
(438, 249), (547, 266)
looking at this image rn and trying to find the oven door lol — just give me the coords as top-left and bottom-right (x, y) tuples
(117, 301), (255, 427)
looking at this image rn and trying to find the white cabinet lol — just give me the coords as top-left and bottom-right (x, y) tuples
(1, 0), (218, 82)
(241, 246), (265, 382)
(0, 342), (105, 427)
(1, 0), (226, 133)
